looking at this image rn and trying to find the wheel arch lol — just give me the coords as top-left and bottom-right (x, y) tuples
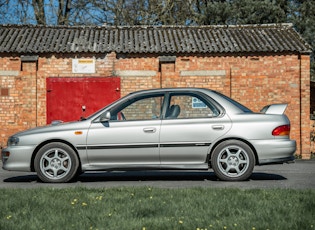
(208, 138), (259, 166)
(30, 139), (82, 172)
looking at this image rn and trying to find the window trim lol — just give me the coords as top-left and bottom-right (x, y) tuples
(109, 92), (166, 122)
(163, 92), (223, 120)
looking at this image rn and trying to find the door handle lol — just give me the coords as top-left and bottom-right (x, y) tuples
(143, 127), (156, 133)
(212, 125), (224, 130)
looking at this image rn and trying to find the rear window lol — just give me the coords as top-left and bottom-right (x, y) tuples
(212, 91), (252, 113)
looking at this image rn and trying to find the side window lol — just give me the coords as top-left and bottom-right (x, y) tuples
(166, 94), (219, 119)
(112, 95), (164, 121)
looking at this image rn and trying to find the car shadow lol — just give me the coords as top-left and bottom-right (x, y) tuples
(3, 171), (287, 183)
(250, 172), (286, 180)
(4, 174), (38, 183)
(77, 171), (287, 182)
(77, 171), (218, 182)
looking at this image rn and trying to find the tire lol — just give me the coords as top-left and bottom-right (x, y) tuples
(211, 140), (255, 181)
(34, 142), (79, 183)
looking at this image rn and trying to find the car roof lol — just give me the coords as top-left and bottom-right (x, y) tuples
(128, 87), (214, 95)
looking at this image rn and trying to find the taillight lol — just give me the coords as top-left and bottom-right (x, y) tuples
(272, 125), (290, 136)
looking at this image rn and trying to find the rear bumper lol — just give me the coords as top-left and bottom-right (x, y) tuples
(250, 139), (296, 165)
(259, 156), (295, 165)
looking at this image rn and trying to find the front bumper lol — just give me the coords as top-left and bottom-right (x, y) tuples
(1, 146), (35, 172)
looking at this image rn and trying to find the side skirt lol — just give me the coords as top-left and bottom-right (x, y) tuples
(81, 163), (209, 171)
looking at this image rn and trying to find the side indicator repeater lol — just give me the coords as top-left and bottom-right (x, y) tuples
(74, 131), (83, 135)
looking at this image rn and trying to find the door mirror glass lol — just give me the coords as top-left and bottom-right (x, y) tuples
(100, 111), (111, 122)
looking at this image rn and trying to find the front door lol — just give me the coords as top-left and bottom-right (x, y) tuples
(86, 94), (164, 167)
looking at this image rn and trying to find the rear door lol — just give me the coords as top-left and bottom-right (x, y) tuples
(160, 93), (232, 165)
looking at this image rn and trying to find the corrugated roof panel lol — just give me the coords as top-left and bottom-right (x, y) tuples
(196, 29), (205, 52)
(241, 29), (256, 52)
(219, 29), (235, 52)
(227, 29), (242, 52)
(12, 29), (23, 52)
(285, 28), (300, 51)
(156, 30), (164, 53)
(152, 29), (160, 53)
(182, 29), (190, 52)
(32, 28), (42, 52)
(104, 29), (111, 51)
(188, 28), (199, 52)
(165, 29), (173, 53)
(134, 29), (140, 52)
(207, 30), (217, 52)
(216, 29), (229, 53)
(175, 29), (182, 52)
(147, 29), (155, 53)
(247, 29), (264, 51)
(1, 28), (13, 52)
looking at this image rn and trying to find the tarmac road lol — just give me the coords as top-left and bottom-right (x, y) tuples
(0, 160), (314, 189)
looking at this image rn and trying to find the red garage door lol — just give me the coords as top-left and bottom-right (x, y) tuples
(46, 77), (120, 124)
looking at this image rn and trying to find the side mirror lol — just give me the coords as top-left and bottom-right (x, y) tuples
(100, 111), (111, 122)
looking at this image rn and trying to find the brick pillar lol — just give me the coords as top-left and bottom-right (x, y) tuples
(19, 62), (38, 129)
(300, 55), (311, 158)
(161, 63), (176, 88)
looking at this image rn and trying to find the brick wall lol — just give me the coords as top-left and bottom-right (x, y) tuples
(114, 53), (310, 158)
(0, 52), (311, 158)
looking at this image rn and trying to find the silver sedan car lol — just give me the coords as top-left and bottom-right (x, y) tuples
(2, 88), (296, 183)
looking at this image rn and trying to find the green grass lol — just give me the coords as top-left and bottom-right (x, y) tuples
(0, 187), (314, 230)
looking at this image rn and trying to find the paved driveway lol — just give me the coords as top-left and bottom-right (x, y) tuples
(0, 160), (314, 189)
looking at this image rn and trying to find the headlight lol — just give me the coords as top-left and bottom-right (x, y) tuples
(7, 136), (19, 146)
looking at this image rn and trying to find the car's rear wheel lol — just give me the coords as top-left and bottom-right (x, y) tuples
(34, 142), (79, 183)
(211, 140), (255, 181)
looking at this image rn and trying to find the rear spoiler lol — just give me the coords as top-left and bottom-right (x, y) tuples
(260, 104), (288, 115)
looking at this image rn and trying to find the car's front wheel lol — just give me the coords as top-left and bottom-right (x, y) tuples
(211, 140), (255, 181)
(34, 142), (79, 183)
